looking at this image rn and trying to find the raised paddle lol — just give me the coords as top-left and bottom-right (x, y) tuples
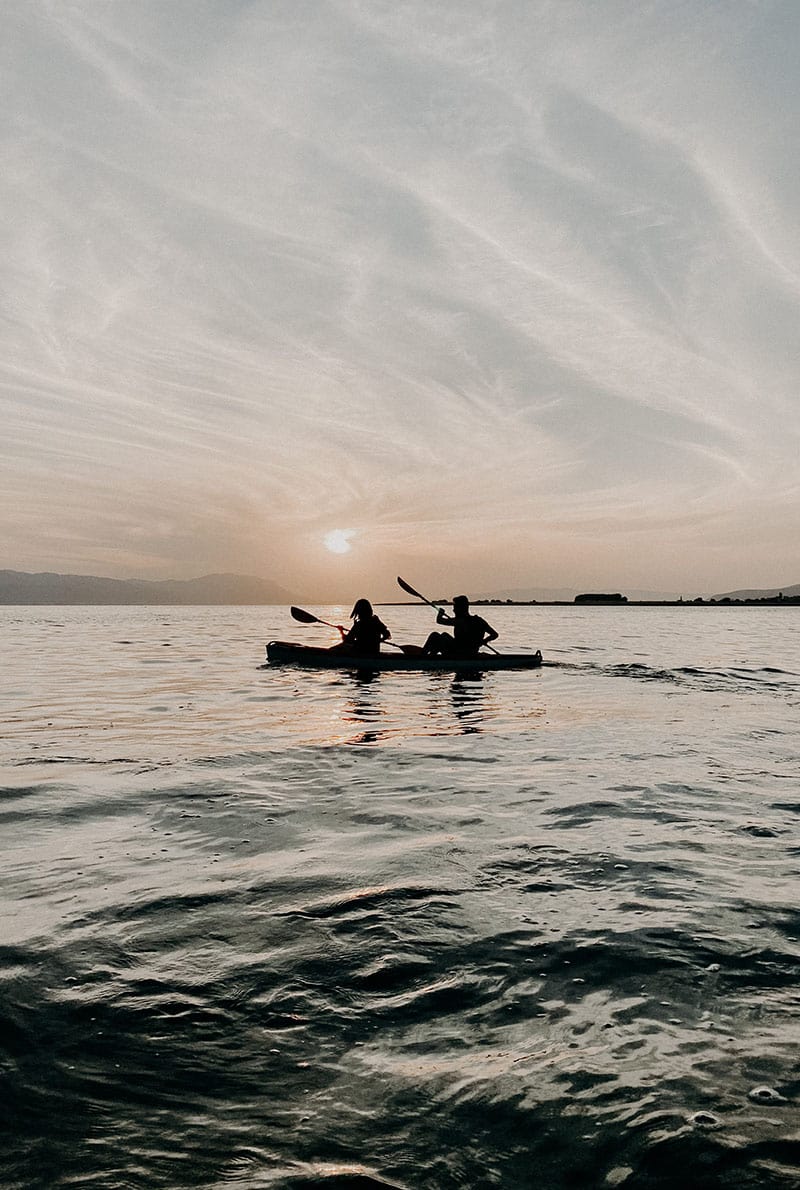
(396, 576), (500, 655)
(290, 605), (423, 655)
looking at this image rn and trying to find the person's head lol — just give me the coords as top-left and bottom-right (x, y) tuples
(351, 598), (373, 620)
(452, 595), (470, 615)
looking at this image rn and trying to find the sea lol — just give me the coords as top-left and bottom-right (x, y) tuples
(1, 604), (798, 1190)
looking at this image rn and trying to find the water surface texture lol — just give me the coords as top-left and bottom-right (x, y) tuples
(2, 606), (799, 1189)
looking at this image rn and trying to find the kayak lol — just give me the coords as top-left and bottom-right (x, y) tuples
(265, 641), (543, 672)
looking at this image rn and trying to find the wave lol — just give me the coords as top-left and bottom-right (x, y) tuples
(550, 659), (800, 700)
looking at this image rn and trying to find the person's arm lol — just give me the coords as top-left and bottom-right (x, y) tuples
(436, 608), (454, 625)
(482, 619), (498, 644)
(378, 618), (391, 641)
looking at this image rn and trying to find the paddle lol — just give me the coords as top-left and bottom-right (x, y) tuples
(290, 606), (423, 656)
(396, 576), (500, 654)
(290, 605), (343, 632)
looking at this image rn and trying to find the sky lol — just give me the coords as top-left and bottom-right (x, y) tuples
(2, 0), (800, 601)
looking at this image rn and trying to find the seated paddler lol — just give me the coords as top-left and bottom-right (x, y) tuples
(423, 595), (498, 657)
(330, 598), (391, 656)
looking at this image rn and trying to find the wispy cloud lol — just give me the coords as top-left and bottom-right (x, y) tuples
(2, 0), (799, 596)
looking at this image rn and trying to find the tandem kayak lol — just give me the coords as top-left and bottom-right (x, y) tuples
(265, 641), (543, 672)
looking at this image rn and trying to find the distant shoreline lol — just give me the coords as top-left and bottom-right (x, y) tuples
(4, 570), (797, 607)
(379, 598), (800, 608)
(1, 599), (798, 608)
(2, 597), (799, 608)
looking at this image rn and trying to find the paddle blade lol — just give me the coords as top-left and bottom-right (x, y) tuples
(290, 606), (320, 624)
(385, 641), (426, 655)
(397, 576), (425, 601)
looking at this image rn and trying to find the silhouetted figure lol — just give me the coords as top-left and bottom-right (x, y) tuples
(423, 595), (498, 657)
(330, 598), (391, 657)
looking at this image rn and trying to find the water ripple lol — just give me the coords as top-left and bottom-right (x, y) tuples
(2, 605), (799, 1188)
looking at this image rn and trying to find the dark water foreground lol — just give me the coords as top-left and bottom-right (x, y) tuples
(1, 606), (798, 1188)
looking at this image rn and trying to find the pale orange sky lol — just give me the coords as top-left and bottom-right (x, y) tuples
(3, 1), (800, 601)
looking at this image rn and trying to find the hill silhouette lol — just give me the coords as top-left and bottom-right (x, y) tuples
(0, 570), (292, 605)
(714, 583), (800, 600)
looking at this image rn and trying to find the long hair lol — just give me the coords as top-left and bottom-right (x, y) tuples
(351, 598), (373, 620)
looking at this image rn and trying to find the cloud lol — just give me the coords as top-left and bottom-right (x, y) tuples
(2, 0), (799, 596)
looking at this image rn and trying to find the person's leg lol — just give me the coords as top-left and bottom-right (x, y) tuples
(423, 631), (454, 656)
(423, 632), (441, 655)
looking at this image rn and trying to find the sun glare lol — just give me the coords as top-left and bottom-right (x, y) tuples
(324, 529), (355, 554)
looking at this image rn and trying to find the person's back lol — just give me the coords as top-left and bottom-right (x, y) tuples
(452, 609), (494, 657)
(424, 595), (498, 657)
(335, 598), (391, 656)
(344, 614), (387, 656)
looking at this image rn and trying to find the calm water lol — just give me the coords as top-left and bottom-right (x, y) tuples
(1, 605), (798, 1189)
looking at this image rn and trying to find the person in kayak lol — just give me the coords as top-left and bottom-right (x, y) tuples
(423, 595), (498, 657)
(329, 598), (391, 656)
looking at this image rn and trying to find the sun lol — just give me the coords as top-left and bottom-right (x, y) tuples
(323, 528), (355, 554)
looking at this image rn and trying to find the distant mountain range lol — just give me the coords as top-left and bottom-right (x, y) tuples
(0, 570), (292, 605)
(713, 583), (800, 600)
(3, 569), (796, 606)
